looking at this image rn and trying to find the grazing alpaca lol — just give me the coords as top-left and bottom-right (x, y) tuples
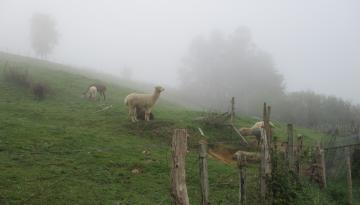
(240, 121), (275, 146)
(83, 86), (97, 100)
(124, 86), (164, 122)
(89, 83), (106, 100)
(239, 128), (262, 146)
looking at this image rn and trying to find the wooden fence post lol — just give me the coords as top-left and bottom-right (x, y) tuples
(286, 124), (294, 171)
(296, 135), (304, 176)
(320, 147), (327, 189)
(260, 103), (271, 203)
(171, 129), (190, 205)
(266, 106), (272, 144)
(345, 147), (353, 205)
(260, 128), (271, 201)
(199, 141), (209, 205)
(237, 153), (247, 205)
(313, 144), (327, 189)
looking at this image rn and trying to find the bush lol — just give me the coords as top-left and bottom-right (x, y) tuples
(325, 183), (347, 205)
(352, 148), (360, 178)
(269, 152), (299, 205)
(32, 82), (49, 100)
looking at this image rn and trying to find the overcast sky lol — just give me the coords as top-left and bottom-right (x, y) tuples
(0, 0), (359, 103)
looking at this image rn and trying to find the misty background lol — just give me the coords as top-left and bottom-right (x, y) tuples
(1, 0), (360, 128)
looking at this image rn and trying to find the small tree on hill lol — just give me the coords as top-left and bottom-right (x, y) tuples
(30, 13), (59, 58)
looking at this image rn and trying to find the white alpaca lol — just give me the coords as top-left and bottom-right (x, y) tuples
(86, 86), (97, 100)
(251, 121), (275, 129)
(124, 86), (165, 122)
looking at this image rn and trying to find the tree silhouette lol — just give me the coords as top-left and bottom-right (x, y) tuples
(31, 13), (59, 58)
(178, 27), (284, 114)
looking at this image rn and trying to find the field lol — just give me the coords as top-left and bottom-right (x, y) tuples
(0, 52), (347, 204)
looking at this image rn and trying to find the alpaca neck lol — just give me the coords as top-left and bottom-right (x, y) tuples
(152, 91), (161, 104)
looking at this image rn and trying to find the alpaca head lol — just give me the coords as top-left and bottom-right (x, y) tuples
(154, 86), (165, 93)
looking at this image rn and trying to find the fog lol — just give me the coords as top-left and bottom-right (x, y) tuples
(1, 0), (359, 103)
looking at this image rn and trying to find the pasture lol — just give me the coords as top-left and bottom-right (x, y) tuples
(0, 52), (350, 204)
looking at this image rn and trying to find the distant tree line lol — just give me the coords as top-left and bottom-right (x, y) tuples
(178, 27), (360, 130)
(273, 91), (360, 129)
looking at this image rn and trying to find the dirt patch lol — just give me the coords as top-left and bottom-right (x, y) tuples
(208, 144), (239, 164)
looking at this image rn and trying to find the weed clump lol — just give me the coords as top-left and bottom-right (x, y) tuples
(3, 65), (31, 88)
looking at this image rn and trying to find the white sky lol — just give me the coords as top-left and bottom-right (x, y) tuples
(0, 0), (359, 102)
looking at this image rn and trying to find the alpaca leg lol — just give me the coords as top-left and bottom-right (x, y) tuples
(133, 106), (138, 122)
(143, 109), (147, 121)
(145, 109), (151, 121)
(144, 110), (147, 121)
(131, 107), (136, 122)
(128, 105), (136, 122)
(145, 112), (149, 121)
(131, 110), (136, 122)
(99, 92), (103, 101)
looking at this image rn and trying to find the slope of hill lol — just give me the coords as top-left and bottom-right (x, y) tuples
(0, 52), (338, 204)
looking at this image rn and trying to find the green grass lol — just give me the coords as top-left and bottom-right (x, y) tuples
(0, 52), (348, 204)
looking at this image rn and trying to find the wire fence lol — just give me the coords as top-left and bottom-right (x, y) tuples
(323, 135), (360, 204)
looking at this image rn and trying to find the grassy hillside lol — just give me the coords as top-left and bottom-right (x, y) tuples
(0, 52), (341, 204)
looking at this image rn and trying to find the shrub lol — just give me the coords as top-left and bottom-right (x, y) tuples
(269, 152), (299, 205)
(32, 82), (49, 100)
(352, 148), (360, 178)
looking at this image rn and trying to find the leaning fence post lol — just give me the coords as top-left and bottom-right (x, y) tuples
(286, 124), (294, 171)
(231, 97), (235, 124)
(199, 141), (209, 205)
(237, 153), (247, 205)
(345, 147), (353, 205)
(171, 129), (190, 205)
